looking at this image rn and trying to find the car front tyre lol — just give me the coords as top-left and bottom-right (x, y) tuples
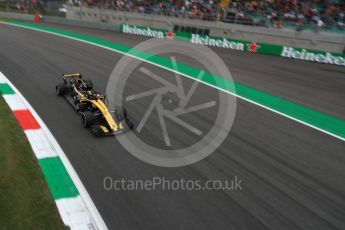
(80, 111), (94, 127)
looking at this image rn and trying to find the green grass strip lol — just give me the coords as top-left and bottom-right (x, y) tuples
(0, 96), (68, 229)
(4, 20), (345, 140)
(38, 157), (79, 200)
(0, 83), (15, 94)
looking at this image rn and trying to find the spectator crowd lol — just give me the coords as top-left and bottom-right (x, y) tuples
(79, 0), (345, 31)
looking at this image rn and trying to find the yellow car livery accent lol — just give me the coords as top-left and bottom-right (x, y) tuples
(99, 125), (109, 133)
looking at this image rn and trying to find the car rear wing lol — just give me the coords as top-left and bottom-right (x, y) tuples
(62, 73), (82, 83)
(62, 73), (82, 79)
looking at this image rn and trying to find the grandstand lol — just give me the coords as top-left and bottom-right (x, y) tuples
(81, 0), (345, 32)
(0, 0), (344, 32)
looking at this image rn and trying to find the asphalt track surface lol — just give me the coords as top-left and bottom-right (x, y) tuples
(1, 22), (345, 230)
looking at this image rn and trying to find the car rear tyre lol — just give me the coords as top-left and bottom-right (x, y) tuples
(81, 111), (94, 127)
(56, 83), (67, 96)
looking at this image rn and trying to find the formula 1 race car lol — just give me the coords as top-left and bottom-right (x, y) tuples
(55, 73), (133, 136)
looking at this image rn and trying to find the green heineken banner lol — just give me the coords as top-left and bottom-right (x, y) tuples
(120, 24), (345, 66)
(120, 24), (168, 39)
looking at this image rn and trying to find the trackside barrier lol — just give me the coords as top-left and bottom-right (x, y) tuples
(0, 12), (345, 59)
(120, 24), (345, 66)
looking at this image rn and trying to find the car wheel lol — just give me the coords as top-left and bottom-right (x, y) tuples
(80, 111), (94, 127)
(56, 83), (67, 96)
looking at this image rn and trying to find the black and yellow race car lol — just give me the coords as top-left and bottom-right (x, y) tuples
(56, 73), (133, 136)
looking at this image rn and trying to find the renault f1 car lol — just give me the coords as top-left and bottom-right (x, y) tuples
(56, 73), (133, 136)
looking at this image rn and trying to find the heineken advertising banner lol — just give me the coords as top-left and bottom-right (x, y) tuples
(121, 24), (168, 39)
(121, 24), (345, 66)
